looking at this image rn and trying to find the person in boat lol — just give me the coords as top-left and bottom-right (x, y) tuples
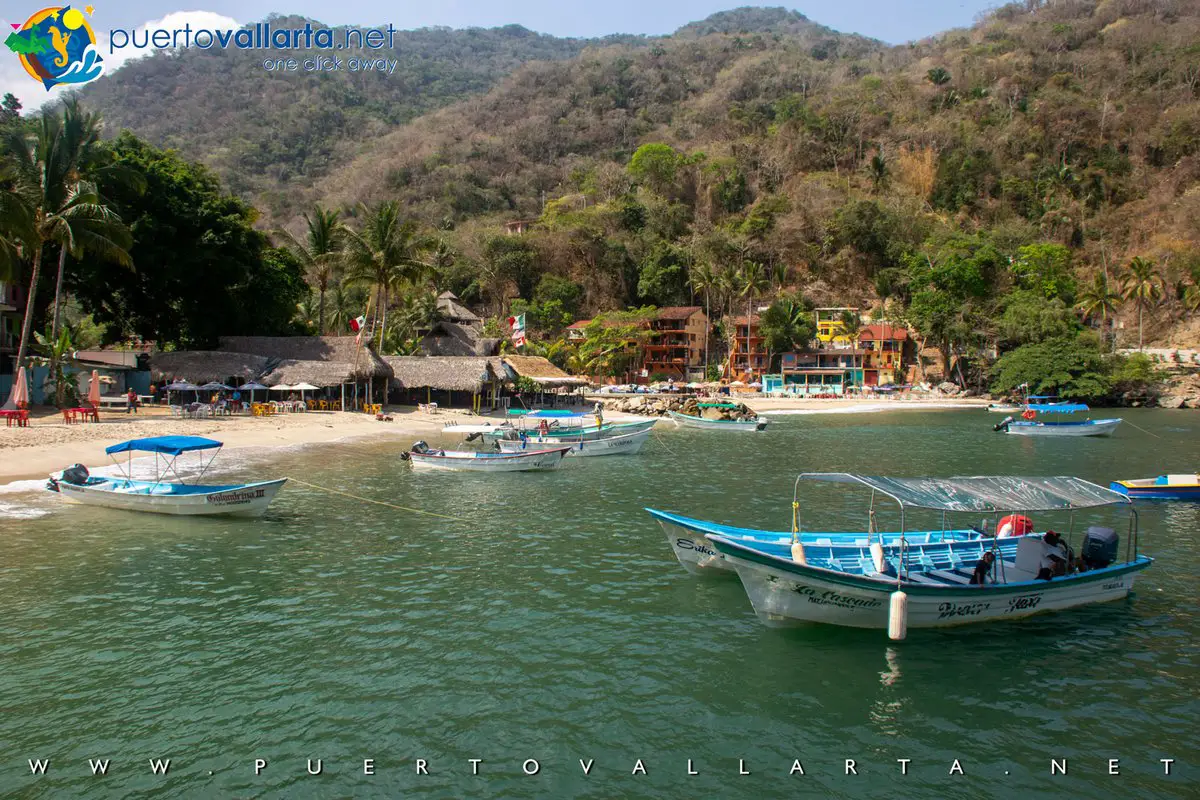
(593, 401), (604, 429)
(969, 550), (996, 585)
(1036, 530), (1069, 580)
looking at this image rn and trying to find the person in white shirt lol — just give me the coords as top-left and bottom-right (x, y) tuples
(1036, 531), (1068, 580)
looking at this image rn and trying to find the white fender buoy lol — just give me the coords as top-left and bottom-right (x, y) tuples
(791, 540), (807, 565)
(870, 541), (885, 574)
(888, 590), (908, 641)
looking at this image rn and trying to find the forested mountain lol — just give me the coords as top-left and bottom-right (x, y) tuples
(77, 16), (630, 204)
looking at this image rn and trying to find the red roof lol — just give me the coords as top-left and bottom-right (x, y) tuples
(731, 315), (761, 325)
(654, 306), (703, 321)
(567, 319), (593, 330)
(858, 324), (909, 341)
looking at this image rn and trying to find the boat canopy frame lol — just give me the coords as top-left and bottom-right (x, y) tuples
(790, 472), (1139, 581)
(104, 436), (224, 489)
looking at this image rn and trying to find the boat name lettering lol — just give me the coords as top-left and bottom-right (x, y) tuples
(792, 585), (882, 609)
(1101, 580), (1124, 591)
(1005, 594), (1042, 613)
(937, 601), (990, 619)
(675, 538), (717, 557)
(207, 488), (266, 505)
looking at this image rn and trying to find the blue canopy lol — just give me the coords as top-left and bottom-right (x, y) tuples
(1027, 395), (1059, 400)
(106, 436), (223, 456)
(1027, 403), (1088, 413)
(523, 409), (586, 418)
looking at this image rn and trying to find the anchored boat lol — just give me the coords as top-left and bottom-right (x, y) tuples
(1110, 473), (1200, 501)
(993, 402), (1122, 437)
(646, 508), (986, 575)
(668, 409), (767, 431)
(497, 427), (651, 457)
(701, 473), (1151, 638)
(45, 436), (286, 517)
(401, 441), (570, 472)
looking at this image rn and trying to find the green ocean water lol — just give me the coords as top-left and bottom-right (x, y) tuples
(0, 409), (1195, 798)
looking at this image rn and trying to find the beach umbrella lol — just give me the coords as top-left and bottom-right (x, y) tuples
(238, 381), (267, 403)
(5, 366), (30, 410)
(198, 381), (233, 391)
(291, 382), (319, 403)
(163, 381), (199, 405)
(269, 384), (293, 391)
(88, 370), (102, 407)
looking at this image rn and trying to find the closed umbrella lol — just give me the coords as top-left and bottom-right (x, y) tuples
(87, 370), (101, 408)
(4, 366), (29, 410)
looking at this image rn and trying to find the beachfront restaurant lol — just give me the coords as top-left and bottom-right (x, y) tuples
(501, 355), (590, 408)
(385, 356), (508, 412)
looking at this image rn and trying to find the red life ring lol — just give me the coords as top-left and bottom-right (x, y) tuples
(997, 514), (1033, 537)
(1021, 409), (1036, 420)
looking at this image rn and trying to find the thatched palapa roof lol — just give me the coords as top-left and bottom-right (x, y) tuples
(149, 351), (271, 384)
(385, 356), (506, 393)
(219, 336), (390, 380)
(418, 321), (500, 357)
(502, 355), (589, 387)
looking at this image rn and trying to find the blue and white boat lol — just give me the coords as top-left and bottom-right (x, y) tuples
(1110, 473), (1200, 501)
(668, 409), (767, 431)
(646, 508), (986, 574)
(46, 436), (286, 517)
(993, 402), (1122, 437)
(498, 427), (651, 457)
(402, 441), (571, 472)
(700, 473), (1151, 638)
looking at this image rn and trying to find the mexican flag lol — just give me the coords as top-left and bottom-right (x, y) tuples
(506, 313), (526, 348)
(350, 315), (367, 333)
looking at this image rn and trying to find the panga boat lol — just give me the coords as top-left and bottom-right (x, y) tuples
(1110, 473), (1200, 501)
(987, 402), (1022, 413)
(45, 436), (286, 517)
(701, 473), (1150, 639)
(668, 408), (767, 431)
(993, 403), (1122, 437)
(497, 427), (651, 457)
(401, 441), (570, 472)
(645, 508), (985, 575)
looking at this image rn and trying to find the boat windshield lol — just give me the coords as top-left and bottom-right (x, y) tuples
(797, 473), (1129, 512)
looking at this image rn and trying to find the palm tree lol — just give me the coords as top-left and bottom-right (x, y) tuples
(1120, 257), (1163, 350)
(1075, 272), (1122, 345)
(5, 106), (133, 377)
(341, 201), (429, 350)
(276, 205), (341, 335)
(326, 282), (368, 334)
(926, 67), (952, 86)
(739, 261), (769, 377)
(688, 261), (717, 374)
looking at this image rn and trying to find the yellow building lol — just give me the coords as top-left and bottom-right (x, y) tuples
(814, 307), (860, 347)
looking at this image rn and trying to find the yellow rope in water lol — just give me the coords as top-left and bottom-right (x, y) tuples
(288, 477), (470, 523)
(1122, 419), (1162, 439)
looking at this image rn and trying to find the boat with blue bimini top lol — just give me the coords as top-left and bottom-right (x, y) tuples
(697, 473), (1151, 639)
(645, 508), (990, 575)
(45, 436), (286, 517)
(1110, 473), (1200, 501)
(993, 402), (1122, 437)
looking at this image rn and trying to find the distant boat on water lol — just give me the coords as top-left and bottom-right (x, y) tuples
(1110, 473), (1200, 501)
(993, 402), (1122, 437)
(669, 409), (767, 431)
(401, 441), (570, 472)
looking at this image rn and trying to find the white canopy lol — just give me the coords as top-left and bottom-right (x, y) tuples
(799, 473), (1131, 512)
(269, 384), (293, 391)
(291, 383), (319, 391)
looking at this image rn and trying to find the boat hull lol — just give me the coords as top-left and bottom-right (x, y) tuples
(668, 411), (766, 431)
(987, 404), (1021, 413)
(648, 510), (984, 575)
(52, 478), (286, 517)
(1110, 478), (1200, 501)
(713, 539), (1151, 630)
(481, 419), (656, 442)
(1003, 418), (1122, 437)
(407, 448), (569, 472)
(498, 428), (651, 457)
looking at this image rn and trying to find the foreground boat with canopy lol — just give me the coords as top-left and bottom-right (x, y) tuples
(46, 436), (286, 517)
(646, 508), (986, 574)
(993, 403), (1122, 437)
(700, 473), (1151, 638)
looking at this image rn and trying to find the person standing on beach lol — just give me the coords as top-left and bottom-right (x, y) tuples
(126, 388), (138, 414)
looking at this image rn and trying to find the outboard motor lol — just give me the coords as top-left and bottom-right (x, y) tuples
(1081, 526), (1119, 570)
(993, 416), (1013, 432)
(62, 464), (90, 485)
(411, 441), (430, 455)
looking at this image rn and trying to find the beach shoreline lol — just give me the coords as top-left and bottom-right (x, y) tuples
(0, 396), (987, 485)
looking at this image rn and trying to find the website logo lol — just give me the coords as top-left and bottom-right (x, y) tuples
(5, 5), (103, 90)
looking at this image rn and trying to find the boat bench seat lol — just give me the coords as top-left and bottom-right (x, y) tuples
(928, 569), (971, 585)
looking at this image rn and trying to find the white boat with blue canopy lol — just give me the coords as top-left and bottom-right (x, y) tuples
(993, 402), (1122, 437)
(453, 409), (656, 442)
(46, 436), (286, 517)
(498, 426), (651, 457)
(646, 508), (986, 575)
(700, 473), (1151, 638)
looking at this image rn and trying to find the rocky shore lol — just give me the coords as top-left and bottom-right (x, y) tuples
(602, 395), (759, 421)
(1156, 373), (1200, 409)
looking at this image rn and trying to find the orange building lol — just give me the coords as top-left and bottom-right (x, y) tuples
(642, 307), (708, 380)
(857, 323), (909, 386)
(727, 314), (768, 378)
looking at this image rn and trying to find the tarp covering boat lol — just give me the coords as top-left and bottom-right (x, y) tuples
(799, 473), (1129, 511)
(105, 436), (224, 456)
(1025, 403), (1089, 413)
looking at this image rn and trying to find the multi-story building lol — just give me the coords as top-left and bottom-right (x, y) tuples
(642, 306), (708, 381)
(727, 314), (768, 379)
(0, 280), (23, 376)
(857, 323), (909, 386)
(814, 307), (860, 347)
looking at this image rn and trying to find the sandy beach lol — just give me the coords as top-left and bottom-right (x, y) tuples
(0, 396), (988, 484)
